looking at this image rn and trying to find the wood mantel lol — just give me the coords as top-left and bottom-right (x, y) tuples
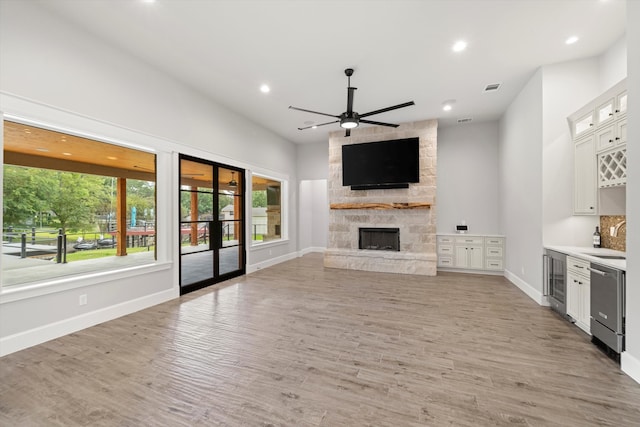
(330, 202), (431, 210)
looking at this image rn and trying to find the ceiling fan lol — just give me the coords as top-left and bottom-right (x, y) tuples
(289, 68), (415, 137)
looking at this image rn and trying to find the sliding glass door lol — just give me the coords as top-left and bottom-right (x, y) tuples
(179, 155), (245, 294)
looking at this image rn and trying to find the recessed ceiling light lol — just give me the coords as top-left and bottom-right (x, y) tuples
(260, 84), (270, 93)
(36, 148), (49, 152)
(62, 152), (72, 156)
(107, 156), (118, 160)
(452, 40), (467, 52)
(442, 99), (456, 111)
(312, 125), (318, 129)
(141, 0), (156, 3)
(565, 36), (579, 45)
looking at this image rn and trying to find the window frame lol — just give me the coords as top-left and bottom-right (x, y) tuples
(249, 171), (288, 248)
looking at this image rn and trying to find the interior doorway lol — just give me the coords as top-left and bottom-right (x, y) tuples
(179, 155), (245, 294)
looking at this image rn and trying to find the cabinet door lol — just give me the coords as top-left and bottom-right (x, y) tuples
(454, 246), (469, 268)
(574, 136), (597, 215)
(566, 272), (581, 321)
(595, 125), (615, 153)
(615, 90), (627, 118)
(596, 98), (615, 127)
(580, 281), (591, 333)
(615, 119), (627, 145)
(468, 246), (483, 269)
(574, 111), (594, 137)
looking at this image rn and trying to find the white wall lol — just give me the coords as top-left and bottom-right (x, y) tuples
(541, 58), (600, 247)
(622, 0), (640, 384)
(296, 142), (329, 253)
(297, 142), (329, 181)
(0, 1), (299, 354)
(498, 69), (544, 302)
(598, 35), (628, 92)
(437, 121), (500, 235)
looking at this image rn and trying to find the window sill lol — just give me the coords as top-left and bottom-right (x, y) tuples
(250, 239), (290, 250)
(0, 261), (172, 304)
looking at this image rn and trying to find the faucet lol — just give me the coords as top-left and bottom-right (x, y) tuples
(611, 220), (626, 237)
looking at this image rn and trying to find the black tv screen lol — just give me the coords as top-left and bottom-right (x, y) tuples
(342, 137), (419, 189)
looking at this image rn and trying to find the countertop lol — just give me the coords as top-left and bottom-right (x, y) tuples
(545, 246), (626, 271)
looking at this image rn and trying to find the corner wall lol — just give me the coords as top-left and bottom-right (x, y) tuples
(622, 0), (640, 384)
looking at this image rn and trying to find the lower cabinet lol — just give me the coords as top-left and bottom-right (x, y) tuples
(566, 256), (591, 334)
(437, 235), (505, 273)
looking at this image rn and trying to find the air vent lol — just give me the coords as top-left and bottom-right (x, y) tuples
(457, 118), (473, 124)
(484, 83), (501, 92)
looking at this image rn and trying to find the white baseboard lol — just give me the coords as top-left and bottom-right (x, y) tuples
(246, 251), (298, 274)
(504, 269), (548, 306)
(622, 351), (640, 385)
(298, 247), (326, 256)
(0, 288), (177, 357)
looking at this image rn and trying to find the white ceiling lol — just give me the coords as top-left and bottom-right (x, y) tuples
(38, 0), (626, 145)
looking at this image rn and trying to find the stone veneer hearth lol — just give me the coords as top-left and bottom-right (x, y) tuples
(324, 119), (437, 276)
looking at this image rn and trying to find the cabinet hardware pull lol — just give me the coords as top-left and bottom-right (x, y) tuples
(587, 267), (607, 276)
(615, 137), (620, 140)
(609, 139), (614, 143)
(589, 123), (593, 126)
(615, 109), (620, 113)
(609, 113), (613, 116)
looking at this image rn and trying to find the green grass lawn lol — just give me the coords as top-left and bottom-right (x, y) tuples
(66, 246), (154, 262)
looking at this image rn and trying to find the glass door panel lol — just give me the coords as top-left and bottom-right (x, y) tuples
(179, 156), (245, 294)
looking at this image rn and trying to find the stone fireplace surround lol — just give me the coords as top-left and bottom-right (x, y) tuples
(324, 119), (437, 276)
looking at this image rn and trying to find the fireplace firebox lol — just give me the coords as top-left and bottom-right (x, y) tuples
(359, 228), (400, 251)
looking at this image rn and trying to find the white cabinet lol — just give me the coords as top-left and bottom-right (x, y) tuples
(595, 119), (626, 153)
(436, 235), (454, 267)
(485, 237), (505, 271)
(574, 135), (597, 215)
(454, 244), (483, 269)
(566, 256), (590, 334)
(570, 79), (627, 215)
(573, 111), (594, 138)
(437, 235), (504, 273)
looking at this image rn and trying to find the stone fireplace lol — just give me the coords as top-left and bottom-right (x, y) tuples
(324, 119), (437, 276)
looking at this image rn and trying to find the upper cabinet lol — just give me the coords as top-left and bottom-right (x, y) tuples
(569, 79), (627, 215)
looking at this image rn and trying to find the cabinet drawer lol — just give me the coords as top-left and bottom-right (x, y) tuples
(438, 256), (453, 267)
(437, 236), (454, 244)
(485, 246), (503, 258)
(455, 236), (484, 245)
(485, 237), (504, 246)
(437, 245), (453, 255)
(567, 256), (590, 276)
(485, 259), (503, 270)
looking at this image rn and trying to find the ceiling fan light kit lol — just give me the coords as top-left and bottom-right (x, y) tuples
(289, 68), (415, 137)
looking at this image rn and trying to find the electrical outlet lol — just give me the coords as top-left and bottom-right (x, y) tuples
(79, 294), (87, 306)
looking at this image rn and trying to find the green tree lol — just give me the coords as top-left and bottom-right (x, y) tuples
(2, 166), (48, 225)
(45, 171), (109, 234)
(252, 190), (267, 208)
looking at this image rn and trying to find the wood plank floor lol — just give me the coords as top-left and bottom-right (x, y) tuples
(1, 253), (639, 426)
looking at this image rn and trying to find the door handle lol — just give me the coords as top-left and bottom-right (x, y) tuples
(587, 267), (607, 276)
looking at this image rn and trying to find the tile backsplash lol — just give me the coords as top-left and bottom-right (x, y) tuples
(600, 215), (626, 252)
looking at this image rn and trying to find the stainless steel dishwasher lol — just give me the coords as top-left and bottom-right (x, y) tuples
(589, 263), (625, 354)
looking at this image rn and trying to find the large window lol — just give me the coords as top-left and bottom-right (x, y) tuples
(251, 174), (282, 244)
(2, 121), (156, 288)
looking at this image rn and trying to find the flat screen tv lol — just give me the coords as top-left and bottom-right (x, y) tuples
(342, 137), (419, 190)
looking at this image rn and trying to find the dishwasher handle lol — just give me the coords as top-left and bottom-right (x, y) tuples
(587, 266), (607, 277)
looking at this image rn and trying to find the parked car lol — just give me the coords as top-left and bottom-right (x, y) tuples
(97, 238), (117, 248)
(73, 241), (98, 250)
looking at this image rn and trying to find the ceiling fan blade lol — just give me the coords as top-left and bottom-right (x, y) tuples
(359, 101), (415, 118)
(359, 119), (400, 128)
(288, 106), (340, 119)
(346, 87), (356, 114)
(297, 120), (339, 130)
